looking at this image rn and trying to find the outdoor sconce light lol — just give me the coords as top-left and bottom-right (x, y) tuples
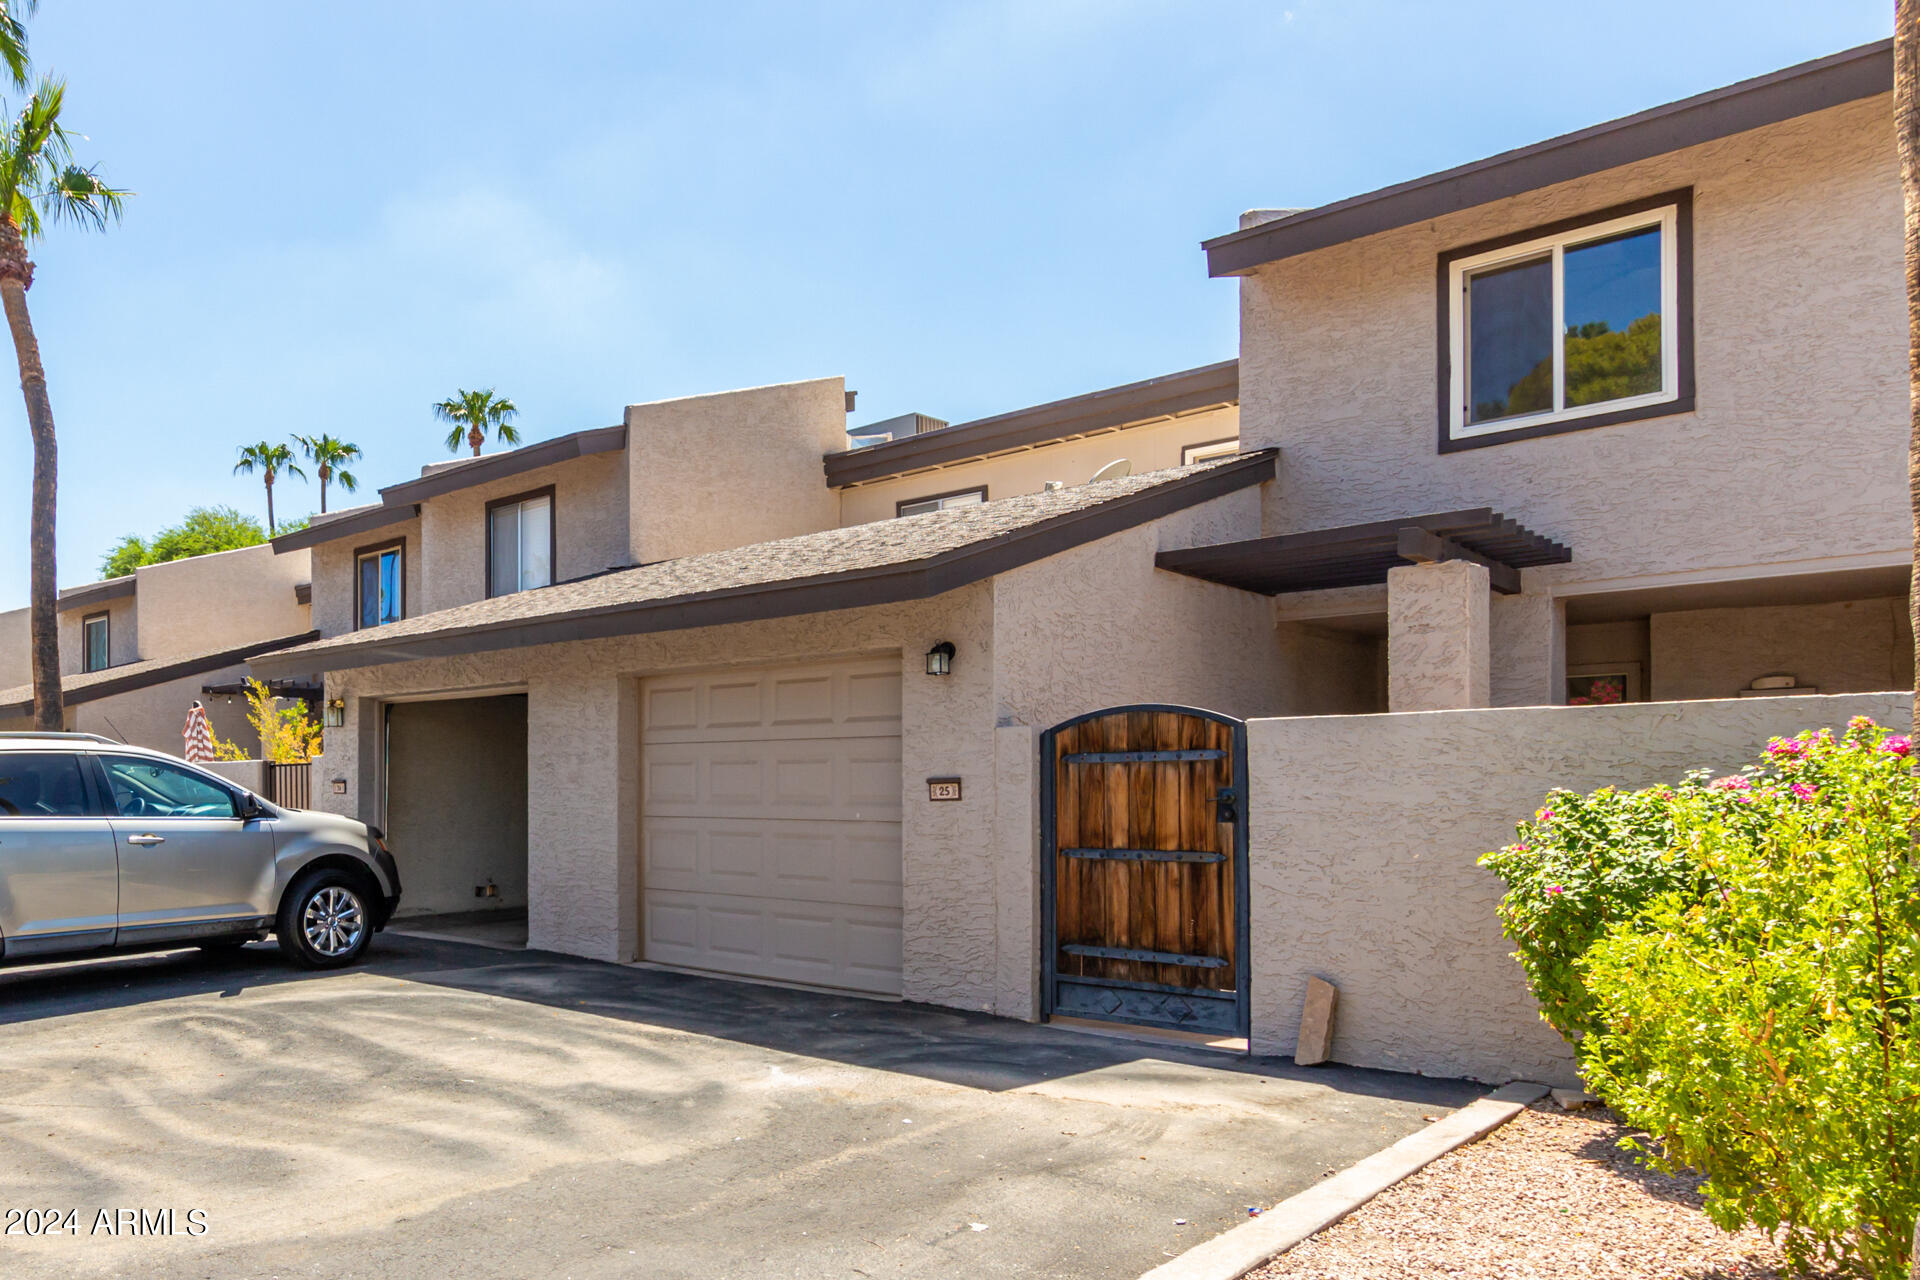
(324, 698), (346, 728)
(924, 641), (956, 677)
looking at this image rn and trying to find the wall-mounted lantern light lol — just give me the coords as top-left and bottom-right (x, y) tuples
(924, 641), (956, 677)
(324, 698), (346, 728)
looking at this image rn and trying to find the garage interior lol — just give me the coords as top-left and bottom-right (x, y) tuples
(639, 657), (905, 995)
(383, 692), (531, 948)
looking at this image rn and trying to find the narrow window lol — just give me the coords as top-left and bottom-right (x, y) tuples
(81, 612), (110, 672)
(1442, 193), (1689, 448)
(896, 487), (986, 518)
(487, 489), (554, 596)
(356, 543), (403, 629)
(1181, 439), (1240, 466)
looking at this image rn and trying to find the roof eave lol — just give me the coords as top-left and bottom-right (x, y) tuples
(0, 631), (321, 718)
(1203, 38), (1892, 276)
(253, 450), (1279, 677)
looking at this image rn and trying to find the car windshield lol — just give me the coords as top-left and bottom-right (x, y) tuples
(101, 757), (236, 819)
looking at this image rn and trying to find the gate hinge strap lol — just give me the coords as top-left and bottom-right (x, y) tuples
(1063, 749), (1226, 764)
(1062, 943), (1228, 968)
(1062, 847), (1226, 863)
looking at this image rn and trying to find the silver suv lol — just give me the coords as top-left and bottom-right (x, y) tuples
(0, 732), (401, 969)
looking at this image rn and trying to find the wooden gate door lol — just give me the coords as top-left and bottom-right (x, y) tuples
(1041, 705), (1249, 1038)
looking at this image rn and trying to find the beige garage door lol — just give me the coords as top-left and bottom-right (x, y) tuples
(641, 657), (904, 994)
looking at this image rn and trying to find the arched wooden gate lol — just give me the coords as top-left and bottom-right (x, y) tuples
(1039, 705), (1249, 1039)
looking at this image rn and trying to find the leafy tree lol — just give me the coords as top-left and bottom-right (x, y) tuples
(433, 387), (520, 457)
(232, 441), (304, 533)
(292, 432), (361, 513)
(99, 506), (266, 577)
(209, 678), (321, 763)
(0, 7), (127, 728)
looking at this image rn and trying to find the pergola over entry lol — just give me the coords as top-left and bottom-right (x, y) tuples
(1153, 508), (1570, 596)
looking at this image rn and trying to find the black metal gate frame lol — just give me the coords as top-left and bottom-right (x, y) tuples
(1038, 703), (1251, 1042)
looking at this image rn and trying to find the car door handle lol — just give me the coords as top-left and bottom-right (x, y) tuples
(125, 833), (166, 846)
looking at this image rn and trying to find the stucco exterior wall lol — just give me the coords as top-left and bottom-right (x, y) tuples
(1490, 593), (1566, 707)
(133, 544), (311, 660)
(307, 517), (423, 639)
(1246, 691), (1908, 1085)
(836, 406), (1241, 526)
(309, 496), (1285, 1021)
(627, 377), (847, 563)
(1649, 596), (1912, 700)
(0, 605), (28, 687)
(56, 597), (137, 676)
(1238, 95), (1907, 588)
(70, 665), (260, 755)
(416, 451), (630, 615)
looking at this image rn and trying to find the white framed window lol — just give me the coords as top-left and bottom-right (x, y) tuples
(1181, 438), (1239, 466)
(897, 487), (986, 518)
(487, 488), (554, 597)
(81, 612), (110, 672)
(1443, 192), (1690, 449)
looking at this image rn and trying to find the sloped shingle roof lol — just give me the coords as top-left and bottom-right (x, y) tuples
(0, 632), (320, 718)
(254, 450), (1276, 675)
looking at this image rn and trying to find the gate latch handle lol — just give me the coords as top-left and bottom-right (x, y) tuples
(1213, 786), (1239, 826)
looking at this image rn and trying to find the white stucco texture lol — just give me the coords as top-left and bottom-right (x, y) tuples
(1246, 691), (1908, 1085)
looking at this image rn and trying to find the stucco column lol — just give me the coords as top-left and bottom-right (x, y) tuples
(1386, 560), (1490, 712)
(1490, 592), (1566, 707)
(991, 723), (1041, 1021)
(525, 671), (640, 962)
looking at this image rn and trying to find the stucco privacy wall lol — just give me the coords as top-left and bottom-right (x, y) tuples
(55, 597), (136, 675)
(71, 665), (259, 755)
(308, 516), (423, 638)
(1238, 96), (1907, 585)
(836, 406), (1242, 526)
(418, 451), (630, 615)
(134, 544), (311, 660)
(1247, 691), (1908, 1085)
(627, 377), (847, 564)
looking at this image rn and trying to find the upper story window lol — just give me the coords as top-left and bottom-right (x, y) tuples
(81, 612), (110, 672)
(1181, 439), (1239, 466)
(488, 488), (554, 597)
(897, 487), (986, 518)
(1441, 190), (1692, 451)
(356, 540), (404, 629)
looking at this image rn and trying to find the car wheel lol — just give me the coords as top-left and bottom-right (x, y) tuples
(277, 869), (374, 969)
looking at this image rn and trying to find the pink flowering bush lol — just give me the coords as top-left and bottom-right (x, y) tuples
(1487, 716), (1920, 1278)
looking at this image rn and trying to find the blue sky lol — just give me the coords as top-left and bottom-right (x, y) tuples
(0, 0), (1891, 607)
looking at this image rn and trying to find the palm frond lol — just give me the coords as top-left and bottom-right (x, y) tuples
(0, 1), (36, 93)
(334, 469), (359, 493)
(0, 79), (130, 242)
(496, 422), (522, 446)
(443, 423), (467, 451)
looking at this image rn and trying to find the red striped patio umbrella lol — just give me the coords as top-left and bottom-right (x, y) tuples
(183, 701), (216, 763)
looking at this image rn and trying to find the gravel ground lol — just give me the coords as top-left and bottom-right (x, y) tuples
(1249, 1102), (1828, 1280)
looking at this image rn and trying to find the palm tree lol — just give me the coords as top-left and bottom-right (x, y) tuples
(433, 388), (520, 457)
(0, 74), (126, 730)
(1904, 0), (1920, 739)
(292, 432), (361, 513)
(232, 441), (303, 534)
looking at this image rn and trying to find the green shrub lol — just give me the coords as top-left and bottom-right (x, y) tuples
(1480, 779), (1715, 1042)
(1575, 717), (1919, 1278)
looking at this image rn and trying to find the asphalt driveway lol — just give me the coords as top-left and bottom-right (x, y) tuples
(0, 935), (1481, 1279)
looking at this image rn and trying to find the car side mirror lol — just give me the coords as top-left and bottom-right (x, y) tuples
(238, 794), (266, 821)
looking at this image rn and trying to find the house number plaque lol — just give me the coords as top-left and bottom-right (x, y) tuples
(927, 777), (962, 802)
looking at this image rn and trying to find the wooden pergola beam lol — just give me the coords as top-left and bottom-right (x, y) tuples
(1395, 526), (1523, 594)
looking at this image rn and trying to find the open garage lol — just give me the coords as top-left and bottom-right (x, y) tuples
(383, 693), (530, 931)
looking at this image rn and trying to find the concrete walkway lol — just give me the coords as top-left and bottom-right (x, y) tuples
(0, 935), (1480, 1279)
